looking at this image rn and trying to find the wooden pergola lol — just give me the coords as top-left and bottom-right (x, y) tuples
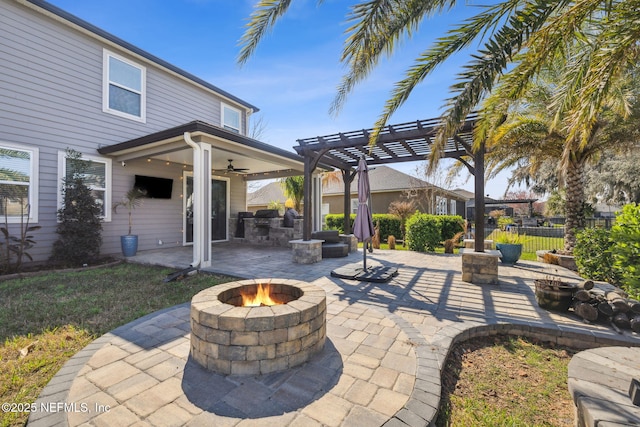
(293, 114), (490, 253)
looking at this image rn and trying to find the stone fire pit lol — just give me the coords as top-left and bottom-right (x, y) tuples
(190, 279), (326, 375)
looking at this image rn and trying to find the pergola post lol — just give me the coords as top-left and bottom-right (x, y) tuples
(301, 149), (328, 241)
(302, 155), (313, 241)
(474, 141), (486, 253)
(341, 168), (356, 234)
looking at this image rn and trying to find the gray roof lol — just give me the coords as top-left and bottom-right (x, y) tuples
(323, 165), (436, 195)
(248, 166), (465, 206)
(247, 182), (287, 206)
(452, 188), (475, 201)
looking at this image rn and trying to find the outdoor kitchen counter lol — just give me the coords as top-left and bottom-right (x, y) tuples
(568, 346), (640, 426)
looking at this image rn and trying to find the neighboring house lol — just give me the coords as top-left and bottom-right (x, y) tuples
(0, 0), (314, 268)
(246, 181), (288, 213)
(592, 202), (622, 218)
(248, 166), (466, 217)
(323, 166), (465, 216)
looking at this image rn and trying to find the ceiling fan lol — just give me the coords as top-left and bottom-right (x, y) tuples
(215, 159), (249, 174)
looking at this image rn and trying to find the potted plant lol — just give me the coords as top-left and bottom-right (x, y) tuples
(113, 188), (146, 257)
(494, 231), (528, 264)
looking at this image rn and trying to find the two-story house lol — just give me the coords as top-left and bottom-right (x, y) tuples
(0, 0), (312, 268)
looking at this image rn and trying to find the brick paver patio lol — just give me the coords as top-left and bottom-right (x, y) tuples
(29, 244), (640, 426)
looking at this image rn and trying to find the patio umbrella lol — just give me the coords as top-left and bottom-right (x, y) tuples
(353, 157), (375, 270)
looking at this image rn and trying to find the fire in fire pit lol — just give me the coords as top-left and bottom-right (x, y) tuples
(190, 279), (326, 375)
(238, 282), (294, 307)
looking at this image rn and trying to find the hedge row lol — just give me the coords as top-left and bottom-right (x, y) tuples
(324, 213), (464, 249)
(325, 214), (401, 241)
(406, 213), (464, 252)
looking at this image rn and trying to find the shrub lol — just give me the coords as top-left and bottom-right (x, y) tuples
(50, 149), (103, 266)
(498, 216), (515, 230)
(325, 213), (401, 242)
(0, 199), (40, 274)
(574, 227), (619, 284)
(610, 203), (640, 298)
(437, 215), (465, 241)
(406, 213), (441, 252)
(325, 214), (353, 234)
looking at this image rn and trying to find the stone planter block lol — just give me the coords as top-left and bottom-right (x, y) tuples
(290, 239), (323, 264)
(461, 249), (500, 285)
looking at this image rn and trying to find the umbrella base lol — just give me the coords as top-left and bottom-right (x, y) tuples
(331, 265), (398, 283)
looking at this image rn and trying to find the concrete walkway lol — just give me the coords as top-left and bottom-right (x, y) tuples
(29, 244), (640, 426)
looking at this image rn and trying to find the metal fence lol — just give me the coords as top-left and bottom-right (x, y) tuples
(482, 217), (616, 253)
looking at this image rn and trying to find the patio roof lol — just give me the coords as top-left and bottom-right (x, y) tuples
(98, 120), (329, 180)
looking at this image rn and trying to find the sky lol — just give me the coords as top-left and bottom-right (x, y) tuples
(46, 0), (518, 198)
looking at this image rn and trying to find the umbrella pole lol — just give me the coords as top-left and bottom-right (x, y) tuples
(363, 238), (368, 271)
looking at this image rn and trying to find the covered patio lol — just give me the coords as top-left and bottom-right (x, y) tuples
(98, 121), (329, 268)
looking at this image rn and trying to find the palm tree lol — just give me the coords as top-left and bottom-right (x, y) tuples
(479, 58), (639, 251)
(238, 1), (640, 169)
(280, 176), (304, 212)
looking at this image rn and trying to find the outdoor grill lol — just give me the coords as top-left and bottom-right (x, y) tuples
(235, 211), (254, 238)
(253, 209), (280, 228)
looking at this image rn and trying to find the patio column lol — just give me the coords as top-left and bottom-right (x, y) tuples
(186, 132), (212, 268)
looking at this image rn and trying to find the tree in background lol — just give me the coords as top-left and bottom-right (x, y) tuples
(504, 190), (545, 217)
(388, 200), (415, 247)
(280, 176), (304, 212)
(586, 146), (640, 206)
(477, 50), (639, 251)
(50, 149), (103, 266)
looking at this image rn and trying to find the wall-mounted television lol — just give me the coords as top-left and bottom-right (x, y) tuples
(134, 175), (173, 199)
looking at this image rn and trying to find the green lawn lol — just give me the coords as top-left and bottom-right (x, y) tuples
(0, 263), (236, 427)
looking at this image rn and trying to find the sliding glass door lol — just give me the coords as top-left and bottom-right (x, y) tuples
(183, 173), (229, 244)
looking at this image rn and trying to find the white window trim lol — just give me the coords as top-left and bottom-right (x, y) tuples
(221, 102), (242, 133)
(57, 151), (112, 222)
(350, 198), (359, 215)
(0, 142), (39, 223)
(102, 49), (146, 123)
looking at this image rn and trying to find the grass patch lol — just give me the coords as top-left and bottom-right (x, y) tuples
(0, 263), (235, 427)
(437, 335), (577, 427)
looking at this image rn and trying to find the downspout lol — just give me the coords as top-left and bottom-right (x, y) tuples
(184, 132), (201, 268)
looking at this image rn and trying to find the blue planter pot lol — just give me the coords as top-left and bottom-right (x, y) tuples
(496, 243), (522, 264)
(121, 235), (138, 257)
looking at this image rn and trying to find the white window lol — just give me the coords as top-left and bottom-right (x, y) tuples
(103, 50), (146, 122)
(436, 196), (447, 215)
(450, 199), (456, 215)
(58, 152), (112, 221)
(350, 198), (359, 214)
(222, 103), (241, 133)
(0, 143), (39, 223)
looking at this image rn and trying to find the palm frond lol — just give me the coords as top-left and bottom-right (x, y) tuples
(238, 0), (294, 65)
(566, 2), (640, 145)
(369, 0), (524, 145)
(331, 0), (458, 114)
